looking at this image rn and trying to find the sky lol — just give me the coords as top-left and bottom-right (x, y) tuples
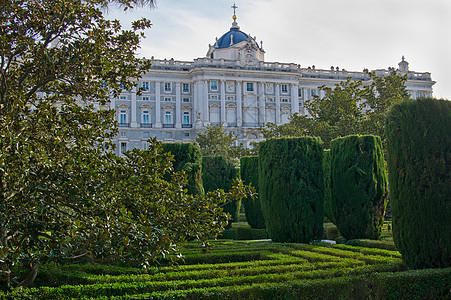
(108, 0), (451, 99)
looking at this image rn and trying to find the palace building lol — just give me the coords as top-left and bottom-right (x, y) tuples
(110, 7), (435, 155)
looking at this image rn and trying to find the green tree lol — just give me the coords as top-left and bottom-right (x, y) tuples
(330, 135), (388, 240)
(195, 123), (252, 164)
(386, 98), (450, 269)
(261, 72), (408, 148)
(259, 137), (324, 243)
(0, 0), (251, 290)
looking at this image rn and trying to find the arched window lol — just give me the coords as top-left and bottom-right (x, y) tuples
(265, 105), (276, 124)
(226, 104), (236, 125)
(209, 104), (220, 124)
(281, 107), (291, 124)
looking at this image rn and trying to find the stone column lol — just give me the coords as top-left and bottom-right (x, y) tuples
(175, 82), (181, 128)
(275, 83), (281, 124)
(259, 82), (265, 125)
(203, 80), (209, 126)
(193, 80), (200, 127)
(236, 81), (242, 127)
(291, 83), (299, 114)
(303, 88), (309, 117)
(130, 89), (138, 128)
(155, 81), (161, 128)
(220, 80), (226, 126)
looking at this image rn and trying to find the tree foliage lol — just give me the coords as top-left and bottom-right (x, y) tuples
(261, 72), (409, 148)
(240, 156), (266, 229)
(202, 156), (241, 227)
(385, 98), (450, 269)
(161, 143), (204, 195)
(258, 137), (324, 243)
(195, 123), (252, 164)
(0, 0), (251, 290)
(330, 135), (388, 240)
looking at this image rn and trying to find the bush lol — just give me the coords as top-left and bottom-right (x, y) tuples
(258, 137), (324, 243)
(385, 98), (451, 269)
(330, 135), (388, 240)
(240, 156), (266, 229)
(202, 156), (240, 224)
(322, 150), (335, 224)
(161, 143), (204, 195)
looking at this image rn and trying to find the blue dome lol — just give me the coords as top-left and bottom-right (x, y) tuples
(215, 27), (250, 49)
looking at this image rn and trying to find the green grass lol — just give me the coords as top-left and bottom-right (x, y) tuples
(2, 240), (450, 299)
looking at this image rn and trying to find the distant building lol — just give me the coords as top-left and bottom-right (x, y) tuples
(110, 8), (434, 154)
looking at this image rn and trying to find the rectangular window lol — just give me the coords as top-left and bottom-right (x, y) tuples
(210, 81), (218, 91)
(142, 81), (149, 90)
(183, 111), (190, 125)
(164, 111), (172, 124)
(142, 96), (149, 101)
(120, 142), (127, 154)
(184, 132), (190, 137)
(209, 95), (218, 100)
(164, 97), (171, 102)
(266, 97), (274, 102)
(119, 110), (127, 124)
(142, 110), (150, 124)
(182, 83), (190, 93)
(164, 82), (171, 92)
(311, 89), (317, 97)
(281, 84), (288, 93)
(120, 96), (126, 100)
(298, 88), (302, 98)
(281, 98), (289, 103)
(120, 131), (126, 137)
(182, 97), (190, 102)
(247, 82), (254, 92)
(226, 96), (235, 101)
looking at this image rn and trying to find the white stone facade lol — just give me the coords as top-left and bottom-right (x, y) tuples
(110, 17), (434, 155)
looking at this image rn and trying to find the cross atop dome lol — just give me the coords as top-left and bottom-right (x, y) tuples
(231, 3), (240, 29)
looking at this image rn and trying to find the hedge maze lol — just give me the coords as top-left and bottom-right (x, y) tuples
(3, 240), (449, 299)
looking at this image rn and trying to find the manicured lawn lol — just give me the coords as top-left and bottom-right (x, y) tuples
(2, 238), (450, 299)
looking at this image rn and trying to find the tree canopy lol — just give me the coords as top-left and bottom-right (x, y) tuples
(195, 123), (252, 164)
(261, 72), (409, 148)
(0, 0), (251, 290)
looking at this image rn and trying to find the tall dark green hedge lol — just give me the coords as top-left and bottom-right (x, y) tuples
(258, 137), (324, 243)
(161, 143), (204, 195)
(385, 98), (451, 269)
(330, 135), (388, 240)
(322, 149), (335, 224)
(202, 156), (240, 223)
(240, 156), (266, 229)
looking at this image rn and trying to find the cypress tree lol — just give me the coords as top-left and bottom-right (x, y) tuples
(330, 135), (388, 240)
(240, 156), (266, 229)
(385, 98), (450, 269)
(258, 137), (324, 243)
(202, 156), (241, 223)
(161, 143), (204, 195)
(322, 149), (335, 224)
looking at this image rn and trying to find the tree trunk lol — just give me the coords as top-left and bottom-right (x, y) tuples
(18, 261), (40, 288)
(0, 270), (11, 292)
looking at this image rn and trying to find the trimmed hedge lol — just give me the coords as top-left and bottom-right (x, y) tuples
(322, 149), (335, 224)
(202, 156), (240, 224)
(161, 143), (204, 195)
(330, 135), (388, 240)
(385, 98), (451, 269)
(258, 137), (324, 243)
(3, 268), (450, 299)
(240, 156), (266, 229)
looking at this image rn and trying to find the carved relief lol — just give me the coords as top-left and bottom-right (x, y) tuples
(226, 81), (235, 93)
(265, 83), (274, 94)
